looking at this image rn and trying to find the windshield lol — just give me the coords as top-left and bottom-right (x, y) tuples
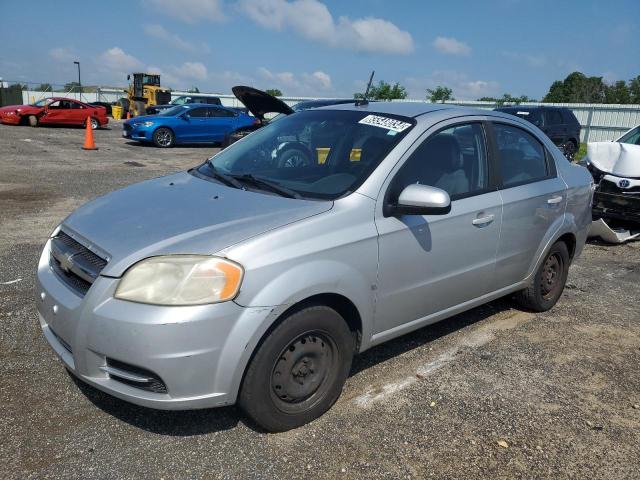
(200, 109), (415, 200)
(618, 126), (640, 145)
(159, 105), (189, 116)
(31, 98), (54, 107)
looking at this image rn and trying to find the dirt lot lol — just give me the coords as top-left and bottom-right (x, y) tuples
(1, 121), (639, 479)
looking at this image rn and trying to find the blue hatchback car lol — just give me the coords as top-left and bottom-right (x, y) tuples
(123, 103), (257, 147)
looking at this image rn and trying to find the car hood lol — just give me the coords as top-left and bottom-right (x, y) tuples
(0, 104), (37, 112)
(61, 171), (332, 277)
(124, 114), (166, 125)
(232, 86), (293, 121)
(587, 142), (640, 178)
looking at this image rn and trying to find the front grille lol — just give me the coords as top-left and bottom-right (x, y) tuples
(599, 179), (640, 195)
(50, 231), (108, 295)
(106, 358), (168, 394)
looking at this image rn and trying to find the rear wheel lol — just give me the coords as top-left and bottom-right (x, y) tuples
(562, 141), (576, 161)
(84, 117), (99, 130)
(28, 115), (38, 127)
(118, 97), (130, 112)
(515, 241), (570, 312)
(152, 127), (174, 147)
(239, 305), (355, 432)
(277, 148), (311, 168)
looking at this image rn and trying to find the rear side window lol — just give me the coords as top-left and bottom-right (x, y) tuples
(188, 108), (207, 118)
(562, 109), (579, 125)
(619, 126), (640, 145)
(544, 110), (563, 125)
(493, 123), (552, 188)
(209, 108), (236, 117)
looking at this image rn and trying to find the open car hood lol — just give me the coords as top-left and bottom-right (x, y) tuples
(587, 142), (640, 178)
(232, 86), (293, 121)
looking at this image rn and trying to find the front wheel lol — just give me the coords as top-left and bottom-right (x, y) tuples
(152, 127), (174, 147)
(28, 115), (39, 127)
(239, 305), (355, 432)
(515, 241), (570, 312)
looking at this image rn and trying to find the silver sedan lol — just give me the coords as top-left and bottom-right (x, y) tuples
(36, 102), (593, 431)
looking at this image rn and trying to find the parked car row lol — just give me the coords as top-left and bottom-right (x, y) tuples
(36, 100), (594, 432)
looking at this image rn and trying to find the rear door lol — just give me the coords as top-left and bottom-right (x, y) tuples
(203, 107), (237, 142)
(489, 121), (566, 288)
(374, 120), (503, 336)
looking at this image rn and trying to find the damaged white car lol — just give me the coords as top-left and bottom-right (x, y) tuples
(583, 125), (640, 243)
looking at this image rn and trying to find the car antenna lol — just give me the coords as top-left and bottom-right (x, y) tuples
(355, 70), (375, 107)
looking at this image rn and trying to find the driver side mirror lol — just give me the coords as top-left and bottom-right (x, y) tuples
(387, 184), (451, 216)
(181, 112), (190, 120)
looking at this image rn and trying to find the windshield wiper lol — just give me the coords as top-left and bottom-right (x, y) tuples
(205, 162), (244, 189)
(230, 174), (302, 199)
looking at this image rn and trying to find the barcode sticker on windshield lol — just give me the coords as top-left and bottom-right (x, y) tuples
(359, 115), (411, 132)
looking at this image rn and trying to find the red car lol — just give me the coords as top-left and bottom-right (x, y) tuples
(0, 97), (108, 129)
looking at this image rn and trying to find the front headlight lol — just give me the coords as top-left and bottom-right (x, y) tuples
(133, 121), (154, 127)
(115, 256), (244, 306)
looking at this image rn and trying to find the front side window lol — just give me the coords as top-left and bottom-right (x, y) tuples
(201, 110), (415, 199)
(494, 123), (550, 187)
(388, 123), (489, 201)
(160, 105), (189, 116)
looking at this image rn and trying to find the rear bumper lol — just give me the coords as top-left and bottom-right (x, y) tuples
(36, 239), (278, 410)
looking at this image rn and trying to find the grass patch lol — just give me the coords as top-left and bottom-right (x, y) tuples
(576, 143), (587, 161)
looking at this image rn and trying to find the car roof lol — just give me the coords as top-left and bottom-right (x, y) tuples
(318, 101), (502, 119)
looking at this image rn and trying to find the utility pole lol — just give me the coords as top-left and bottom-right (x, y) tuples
(73, 61), (81, 101)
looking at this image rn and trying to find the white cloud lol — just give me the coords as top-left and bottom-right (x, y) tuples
(144, 0), (225, 23)
(49, 47), (75, 63)
(177, 61), (208, 80)
(258, 67), (333, 95)
(406, 71), (500, 100)
(98, 47), (142, 72)
(238, 0), (414, 55)
(143, 24), (210, 53)
(433, 36), (471, 56)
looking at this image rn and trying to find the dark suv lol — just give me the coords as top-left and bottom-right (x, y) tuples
(495, 106), (581, 160)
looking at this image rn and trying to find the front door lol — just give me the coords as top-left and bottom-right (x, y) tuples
(374, 121), (502, 337)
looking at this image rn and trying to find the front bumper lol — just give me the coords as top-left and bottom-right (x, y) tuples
(593, 191), (640, 223)
(122, 124), (152, 141)
(0, 113), (20, 125)
(36, 239), (278, 410)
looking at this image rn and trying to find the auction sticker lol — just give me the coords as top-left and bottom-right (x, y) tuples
(358, 115), (412, 132)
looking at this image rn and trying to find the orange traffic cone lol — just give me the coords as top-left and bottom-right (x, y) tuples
(126, 111), (131, 120)
(82, 116), (98, 150)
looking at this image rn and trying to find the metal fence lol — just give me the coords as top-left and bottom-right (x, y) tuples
(5, 80), (640, 142)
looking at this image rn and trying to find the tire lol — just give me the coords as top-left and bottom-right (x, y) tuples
(118, 97), (130, 112)
(277, 148), (311, 168)
(84, 117), (99, 130)
(561, 141), (577, 161)
(515, 241), (570, 312)
(152, 127), (174, 148)
(133, 101), (146, 117)
(239, 305), (355, 432)
(28, 115), (38, 127)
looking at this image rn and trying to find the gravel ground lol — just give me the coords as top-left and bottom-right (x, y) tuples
(1, 122), (639, 480)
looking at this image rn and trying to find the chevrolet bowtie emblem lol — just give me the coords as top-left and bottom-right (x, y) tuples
(58, 253), (75, 272)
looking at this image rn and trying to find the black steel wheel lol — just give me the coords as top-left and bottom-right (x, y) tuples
(239, 305), (354, 432)
(515, 241), (570, 312)
(277, 148), (311, 168)
(562, 141), (576, 161)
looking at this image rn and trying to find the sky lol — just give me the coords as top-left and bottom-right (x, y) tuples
(0, 0), (638, 100)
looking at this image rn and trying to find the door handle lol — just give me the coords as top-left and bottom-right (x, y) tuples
(547, 195), (563, 205)
(472, 214), (495, 226)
